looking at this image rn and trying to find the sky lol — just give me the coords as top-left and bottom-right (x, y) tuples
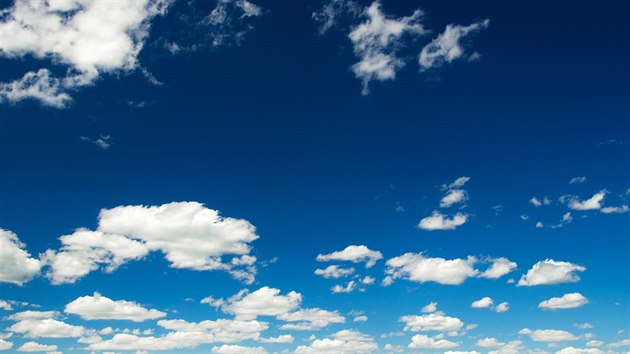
(0, 0), (629, 353)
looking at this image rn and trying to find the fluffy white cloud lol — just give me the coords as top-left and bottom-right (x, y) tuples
(418, 211), (468, 230)
(0, 300), (13, 311)
(0, 0), (171, 106)
(385, 252), (478, 285)
(314, 265), (355, 278)
(65, 292), (166, 322)
(479, 257), (517, 279)
(518, 259), (586, 286)
(608, 339), (630, 348)
(400, 313), (464, 332)
(519, 328), (580, 342)
(0, 229), (42, 285)
(477, 337), (504, 347)
(8, 310), (85, 338)
(348, 2), (427, 94)
(440, 189), (468, 208)
(567, 191), (606, 211)
(220, 287), (301, 320)
(43, 202), (260, 284)
(16, 341), (57, 352)
(257, 334), (293, 343)
(0, 339), (12, 350)
(443, 177), (471, 190)
(331, 281), (357, 293)
(494, 302), (509, 313)
(538, 293), (589, 310)
(408, 334), (459, 349)
(277, 308), (345, 330)
(556, 347), (604, 354)
(211, 344), (267, 354)
(471, 297), (493, 308)
(421, 302), (438, 313)
(316, 245), (382, 268)
(41, 229), (149, 285)
(601, 205), (629, 214)
(353, 315), (368, 322)
(487, 340), (526, 354)
(295, 330), (377, 353)
(419, 20), (489, 70)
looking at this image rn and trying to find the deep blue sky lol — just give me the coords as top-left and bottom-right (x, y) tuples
(0, 0), (629, 353)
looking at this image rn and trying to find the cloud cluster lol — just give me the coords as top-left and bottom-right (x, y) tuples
(65, 292), (166, 322)
(0, 0), (172, 106)
(295, 330), (377, 353)
(418, 177), (472, 230)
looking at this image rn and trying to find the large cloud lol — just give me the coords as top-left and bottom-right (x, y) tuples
(0, 0), (171, 106)
(400, 313), (464, 332)
(384, 252), (478, 285)
(65, 292), (166, 321)
(219, 286), (302, 320)
(0, 229), (41, 285)
(316, 245), (382, 268)
(518, 259), (586, 286)
(7, 311), (85, 338)
(408, 334), (459, 349)
(519, 328), (580, 342)
(42, 202), (260, 284)
(538, 293), (589, 310)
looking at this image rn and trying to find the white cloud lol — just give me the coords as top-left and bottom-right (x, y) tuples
(312, 0), (360, 34)
(202, 0), (264, 47)
(277, 308), (345, 330)
(16, 342), (57, 352)
(314, 265), (355, 278)
(385, 252), (478, 285)
(519, 328), (580, 342)
(518, 259), (586, 286)
(0, 300), (13, 311)
(556, 347), (604, 354)
(0, 339), (12, 350)
(574, 323), (593, 330)
(408, 334), (459, 349)
(257, 334), (293, 343)
(419, 20), (489, 70)
(348, 2), (427, 94)
(220, 287), (301, 320)
(353, 315), (368, 322)
(601, 205), (629, 214)
(332, 281), (357, 293)
(361, 276), (375, 285)
(295, 330), (377, 353)
(43, 202), (260, 284)
(608, 339), (630, 348)
(421, 302), (438, 313)
(479, 257), (517, 279)
(0, 229), (42, 286)
(538, 293), (589, 310)
(569, 177), (587, 184)
(443, 177), (470, 190)
(440, 189), (468, 208)
(211, 344), (267, 354)
(585, 340), (602, 347)
(80, 134), (112, 150)
(65, 292), (166, 322)
(494, 302), (509, 313)
(316, 245), (382, 268)
(0, 0), (171, 106)
(567, 191), (606, 211)
(476, 337), (504, 347)
(8, 311), (85, 338)
(471, 297), (493, 308)
(418, 211), (468, 230)
(41, 229), (149, 285)
(400, 313), (464, 332)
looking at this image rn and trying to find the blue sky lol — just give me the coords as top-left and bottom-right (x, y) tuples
(0, 0), (629, 353)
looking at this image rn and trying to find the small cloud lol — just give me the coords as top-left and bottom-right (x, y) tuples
(80, 134), (112, 150)
(569, 176), (587, 184)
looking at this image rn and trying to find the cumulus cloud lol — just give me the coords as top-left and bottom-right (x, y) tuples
(277, 308), (345, 330)
(42, 202), (260, 284)
(519, 328), (580, 342)
(8, 311), (85, 338)
(538, 293), (589, 310)
(494, 302), (509, 313)
(418, 211), (468, 230)
(384, 252), (478, 285)
(331, 281), (358, 293)
(0, 229), (42, 286)
(478, 257), (517, 279)
(601, 205), (629, 214)
(0, 339), (12, 350)
(419, 20), (489, 70)
(408, 334), (459, 349)
(65, 292), (166, 322)
(211, 344), (267, 354)
(556, 347), (604, 354)
(517, 259), (586, 286)
(0, 0), (171, 106)
(314, 265), (355, 278)
(295, 330), (377, 353)
(421, 302), (438, 313)
(440, 189), (468, 208)
(219, 287), (301, 320)
(400, 313), (464, 332)
(567, 191), (606, 211)
(16, 341), (57, 352)
(476, 337), (504, 347)
(471, 297), (493, 308)
(348, 2), (427, 94)
(316, 245), (383, 268)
